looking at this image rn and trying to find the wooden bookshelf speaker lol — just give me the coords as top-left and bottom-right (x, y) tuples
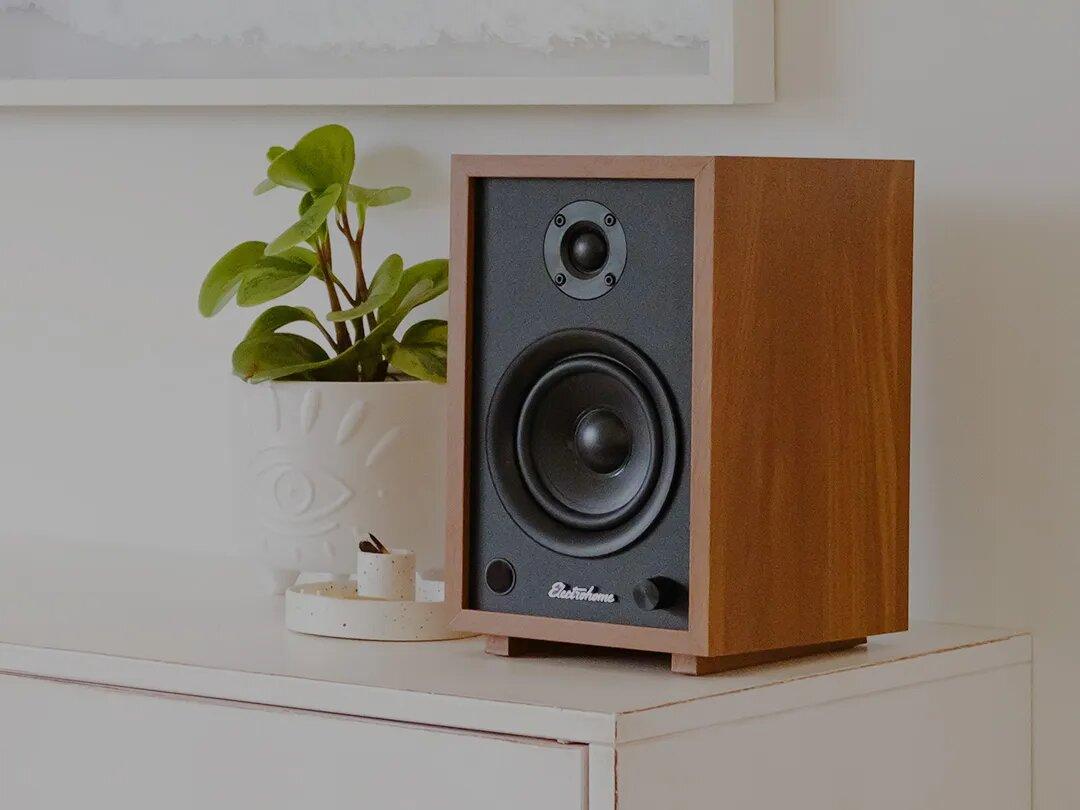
(445, 155), (913, 675)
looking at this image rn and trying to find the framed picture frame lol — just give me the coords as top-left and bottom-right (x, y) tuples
(0, 0), (773, 106)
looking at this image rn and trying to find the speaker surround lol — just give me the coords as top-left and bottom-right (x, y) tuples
(446, 155), (913, 674)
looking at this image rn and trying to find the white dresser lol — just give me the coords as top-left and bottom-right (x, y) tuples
(0, 541), (1031, 809)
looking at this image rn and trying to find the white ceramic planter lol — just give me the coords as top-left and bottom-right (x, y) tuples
(230, 379), (446, 593)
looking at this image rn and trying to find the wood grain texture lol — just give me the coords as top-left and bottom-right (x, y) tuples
(485, 635), (535, 657)
(449, 154), (711, 181)
(707, 157), (913, 654)
(460, 609), (694, 654)
(688, 158), (719, 655)
(671, 638), (866, 676)
(446, 155), (913, 660)
(444, 155), (476, 615)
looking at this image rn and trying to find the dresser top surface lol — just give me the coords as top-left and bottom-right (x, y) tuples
(0, 539), (1029, 744)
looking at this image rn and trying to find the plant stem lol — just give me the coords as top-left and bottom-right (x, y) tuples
(317, 236), (351, 351)
(339, 208), (368, 302)
(355, 232), (379, 336)
(311, 319), (337, 349)
(331, 274), (357, 308)
(337, 210), (368, 341)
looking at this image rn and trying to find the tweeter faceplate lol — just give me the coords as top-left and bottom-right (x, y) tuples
(544, 200), (627, 300)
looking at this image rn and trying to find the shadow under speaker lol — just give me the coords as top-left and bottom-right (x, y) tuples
(445, 155), (914, 674)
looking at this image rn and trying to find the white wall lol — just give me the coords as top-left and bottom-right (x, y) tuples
(1, 1), (1077, 805)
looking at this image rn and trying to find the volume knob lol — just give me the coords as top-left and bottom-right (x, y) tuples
(632, 577), (679, 611)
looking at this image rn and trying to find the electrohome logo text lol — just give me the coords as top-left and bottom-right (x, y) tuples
(547, 582), (617, 603)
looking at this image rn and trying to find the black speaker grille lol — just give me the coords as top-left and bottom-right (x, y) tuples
(469, 178), (694, 629)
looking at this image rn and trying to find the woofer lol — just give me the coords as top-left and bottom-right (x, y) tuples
(486, 329), (677, 558)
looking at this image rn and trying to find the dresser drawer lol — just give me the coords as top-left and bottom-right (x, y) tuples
(0, 674), (588, 810)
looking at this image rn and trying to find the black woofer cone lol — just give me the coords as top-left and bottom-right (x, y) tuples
(574, 408), (631, 475)
(486, 329), (678, 558)
(515, 355), (660, 531)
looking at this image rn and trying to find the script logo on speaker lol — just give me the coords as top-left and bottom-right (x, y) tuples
(547, 582), (617, 604)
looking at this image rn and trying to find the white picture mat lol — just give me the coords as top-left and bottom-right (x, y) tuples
(0, 1), (773, 105)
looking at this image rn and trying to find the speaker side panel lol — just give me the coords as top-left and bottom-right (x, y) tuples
(468, 178), (694, 630)
(708, 157), (913, 654)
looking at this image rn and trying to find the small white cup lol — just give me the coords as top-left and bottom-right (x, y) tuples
(356, 547), (415, 601)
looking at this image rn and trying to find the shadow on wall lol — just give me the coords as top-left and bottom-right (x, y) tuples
(358, 143), (445, 211)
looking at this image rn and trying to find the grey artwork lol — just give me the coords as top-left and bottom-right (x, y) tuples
(0, 0), (707, 79)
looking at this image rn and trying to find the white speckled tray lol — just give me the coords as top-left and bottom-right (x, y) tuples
(285, 580), (476, 641)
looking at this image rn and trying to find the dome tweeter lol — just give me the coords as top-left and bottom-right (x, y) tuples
(544, 200), (627, 300)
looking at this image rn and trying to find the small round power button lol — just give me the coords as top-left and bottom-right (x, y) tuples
(485, 559), (516, 595)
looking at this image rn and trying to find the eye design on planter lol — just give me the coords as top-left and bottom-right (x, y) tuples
(251, 452), (353, 537)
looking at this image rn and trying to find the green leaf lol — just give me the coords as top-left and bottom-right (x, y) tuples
(253, 177), (278, 196)
(390, 345), (447, 384)
(389, 319), (448, 383)
(377, 258), (448, 322)
(276, 245), (319, 267)
(345, 186), (409, 234)
(236, 255), (314, 307)
(234, 333), (365, 383)
(326, 253), (403, 322)
(295, 190), (332, 250)
(266, 184), (340, 256)
(266, 125), (355, 197)
(346, 185), (411, 208)
(243, 305), (321, 340)
(297, 340), (366, 382)
(368, 278), (433, 344)
(232, 333), (330, 382)
(400, 318), (447, 346)
(198, 241), (267, 317)
(346, 279), (433, 380)
(254, 147), (289, 195)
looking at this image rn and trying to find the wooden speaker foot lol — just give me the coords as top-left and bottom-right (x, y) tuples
(484, 635), (536, 657)
(671, 637), (867, 676)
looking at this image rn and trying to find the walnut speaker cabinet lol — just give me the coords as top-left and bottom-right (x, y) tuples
(445, 155), (913, 675)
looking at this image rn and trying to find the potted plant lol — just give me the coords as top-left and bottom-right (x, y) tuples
(200, 124), (448, 593)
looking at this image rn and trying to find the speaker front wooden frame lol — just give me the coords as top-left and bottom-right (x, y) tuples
(445, 155), (912, 664)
